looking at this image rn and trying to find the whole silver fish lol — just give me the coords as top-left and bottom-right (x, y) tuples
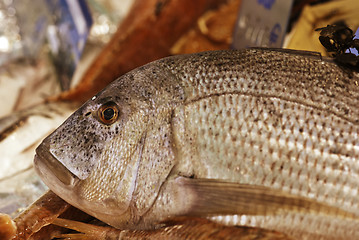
(34, 48), (359, 240)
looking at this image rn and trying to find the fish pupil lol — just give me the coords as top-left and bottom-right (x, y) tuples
(98, 101), (119, 124)
(103, 108), (115, 120)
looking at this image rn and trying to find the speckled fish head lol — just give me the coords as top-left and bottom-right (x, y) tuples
(34, 71), (155, 217)
(34, 60), (184, 226)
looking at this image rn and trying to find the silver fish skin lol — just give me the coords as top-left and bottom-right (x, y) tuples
(34, 48), (359, 240)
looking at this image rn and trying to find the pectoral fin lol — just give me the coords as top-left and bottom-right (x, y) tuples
(174, 177), (356, 219)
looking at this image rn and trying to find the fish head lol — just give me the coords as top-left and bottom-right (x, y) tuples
(35, 84), (149, 214)
(34, 63), (182, 227)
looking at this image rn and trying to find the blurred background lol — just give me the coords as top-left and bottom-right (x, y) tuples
(0, 0), (358, 217)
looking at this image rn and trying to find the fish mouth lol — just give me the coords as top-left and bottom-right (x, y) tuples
(34, 142), (79, 186)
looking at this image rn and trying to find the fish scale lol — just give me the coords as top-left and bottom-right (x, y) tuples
(179, 93), (359, 239)
(34, 48), (359, 239)
(162, 49), (359, 123)
(178, 92), (359, 210)
(162, 49), (359, 238)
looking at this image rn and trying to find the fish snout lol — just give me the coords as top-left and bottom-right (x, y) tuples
(34, 141), (79, 187)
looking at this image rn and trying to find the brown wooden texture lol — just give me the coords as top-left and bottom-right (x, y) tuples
(58, 0), (228, 102)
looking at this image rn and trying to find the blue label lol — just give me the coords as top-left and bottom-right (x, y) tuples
(269, 23), (281, 45)
(257, 0), (275, 9)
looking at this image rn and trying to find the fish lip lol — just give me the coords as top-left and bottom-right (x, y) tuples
(34, 142), (79, 186)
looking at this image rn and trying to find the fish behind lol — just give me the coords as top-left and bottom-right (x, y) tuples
(34, 48), (359, 239)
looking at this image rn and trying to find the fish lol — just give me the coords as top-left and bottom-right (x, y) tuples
(33, 48), (359, 240)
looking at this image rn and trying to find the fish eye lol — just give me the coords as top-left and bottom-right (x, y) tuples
(98, 102), (119, 125)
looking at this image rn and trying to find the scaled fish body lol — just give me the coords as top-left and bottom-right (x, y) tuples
(34, 49), (359, 239)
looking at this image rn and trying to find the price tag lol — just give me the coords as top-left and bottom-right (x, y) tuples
(232, 0), (293, 49)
